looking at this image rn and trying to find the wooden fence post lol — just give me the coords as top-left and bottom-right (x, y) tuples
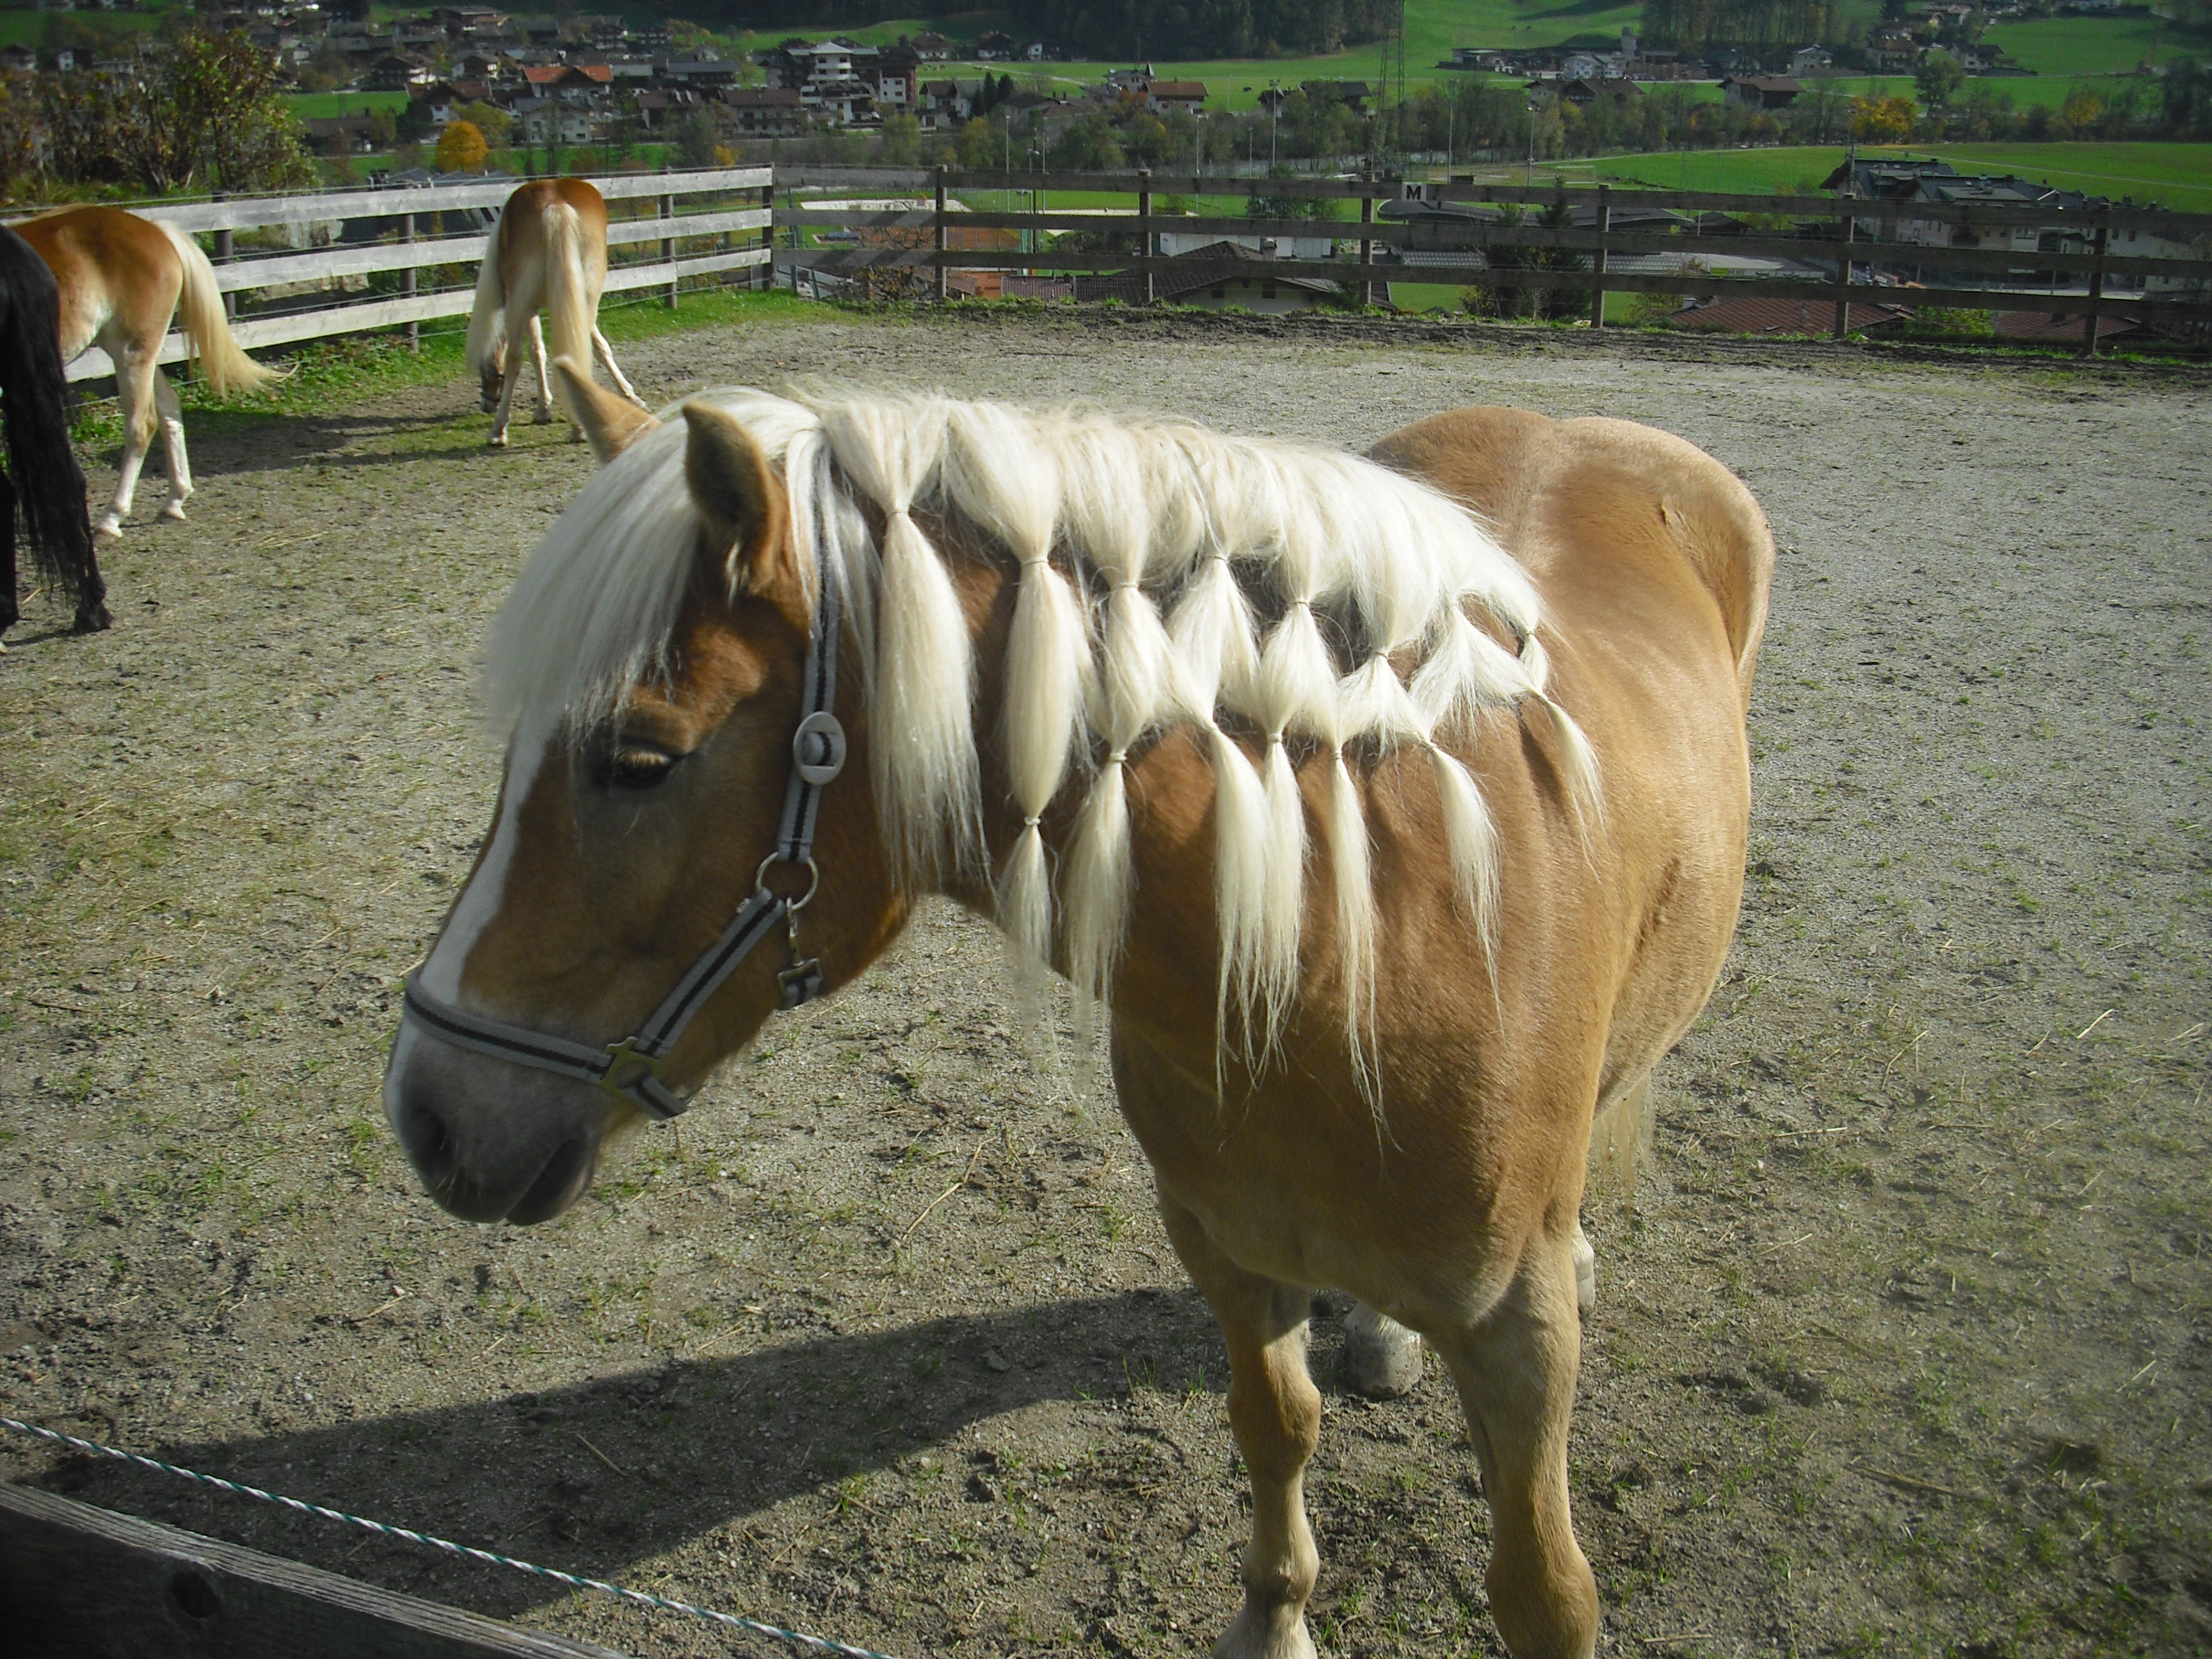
(758, 180), (774, 291)
(1358, 166), (1375, 309)
(2080, 211), (2110, 358)
(401, 210), (418, 352)
(1831, 200), (1856, 339)
(1137, 168), (1153, 304)
(934, 164), (949, 302)
(659, 171), (677, 309)
(1589, 182), (1609, 327)
(212, 192), (236, 323)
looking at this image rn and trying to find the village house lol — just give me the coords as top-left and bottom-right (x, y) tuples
(1720, 74), (1802, 111)
(722, 85), (805, 135)
(1146, 79), (1206, 116)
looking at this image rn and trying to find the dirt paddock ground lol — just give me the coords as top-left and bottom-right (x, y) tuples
(2, 312), (2208, 1658)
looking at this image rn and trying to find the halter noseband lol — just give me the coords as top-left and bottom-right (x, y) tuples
(399, 556), (847, 1122)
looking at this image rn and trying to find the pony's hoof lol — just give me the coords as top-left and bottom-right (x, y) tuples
(159, 501), (187, 522)
(533, 408), (555, 425)
(1343, 1303), (1424, 1399)
(487, 433), (509, 448)
(74, 602), (113, 634)
(93, 522), (123, 544)
(1213, 1605), (1317, 1659)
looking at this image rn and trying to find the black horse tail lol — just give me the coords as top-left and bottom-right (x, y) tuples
(0, 225), (104, 633)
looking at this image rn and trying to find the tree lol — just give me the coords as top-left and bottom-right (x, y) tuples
(671, 108), (719, 168)
(436, 118), (486, 172)
(454, 100), (512, 150)
(1850, 94), (1917, 142)
(38, 28), (312, 193)
(1915, 49), (1966, 109)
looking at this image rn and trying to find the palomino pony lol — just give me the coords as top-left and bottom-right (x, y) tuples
(465, 179), (643, 446)
(0, 224), (103, 643)
(385, 369), (1772, 1659)
(15, 205), (272, 542)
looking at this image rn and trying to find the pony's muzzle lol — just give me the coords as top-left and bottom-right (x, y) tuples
(385, 1028), (604, 1224)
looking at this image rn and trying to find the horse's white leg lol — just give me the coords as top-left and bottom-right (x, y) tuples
(527, 315), (554, 423)
(152, 368), (191, 520)
(591, 326), (642, 406)
(1159, 1196), (1320, 1659)
(1342, 1302), (1425, 1399)
(1432, 1228), (1600, 1659)
(97, 333), (159, 541)
(487, 331), (522, 447)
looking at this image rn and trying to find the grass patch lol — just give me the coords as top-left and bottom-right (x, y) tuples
(68, 285), (832, 445)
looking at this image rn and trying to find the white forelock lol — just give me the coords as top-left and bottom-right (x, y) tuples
(480, 387), (1599, 1077)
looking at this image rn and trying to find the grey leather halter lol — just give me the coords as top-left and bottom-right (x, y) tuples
(399, 556), (847, 1122)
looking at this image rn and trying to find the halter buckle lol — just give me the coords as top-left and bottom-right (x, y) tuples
(792, 710), (847, 787)
(753, 851), (821, 912)
(598, 1036), (669, 1102)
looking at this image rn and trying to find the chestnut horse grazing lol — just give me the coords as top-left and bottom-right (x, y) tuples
(16, 205), (273, 542)
(465, 179), (642, 446)
(0, 224), (103, 643)
(385, 374), (1772, 1659)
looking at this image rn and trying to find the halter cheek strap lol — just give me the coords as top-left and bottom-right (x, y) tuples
(399, 556), (847, 1122)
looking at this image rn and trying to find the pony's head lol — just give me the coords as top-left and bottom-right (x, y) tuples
(384, 370), (911, 1222)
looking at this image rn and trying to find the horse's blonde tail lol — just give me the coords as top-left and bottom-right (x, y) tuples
(1588, 1073), (1655, 1207)
(464, 218), (506, 380)
(158, 222), (271, 397)
(541, 201), (595, 398)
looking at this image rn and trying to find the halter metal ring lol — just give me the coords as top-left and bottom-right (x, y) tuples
(754, 851), (822, 912)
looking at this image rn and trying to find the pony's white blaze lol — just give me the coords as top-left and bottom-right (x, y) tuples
(480, 389), (1601, 1071)
(415, 727), (553, 1004)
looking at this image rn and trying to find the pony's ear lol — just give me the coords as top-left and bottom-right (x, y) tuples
(682, 400), (789, 597)
(550, 357), (657, 465)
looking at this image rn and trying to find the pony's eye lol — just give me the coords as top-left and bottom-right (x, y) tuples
(604, 745), (677, 790)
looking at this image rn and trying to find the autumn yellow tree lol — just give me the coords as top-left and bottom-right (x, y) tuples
(435, 118), (486, 173)
(1850, 95), (1917, 143)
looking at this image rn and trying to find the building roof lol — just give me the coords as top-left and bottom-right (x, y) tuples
(1722, 75), (1803, 92)
(1669, 296), (1912, 337)
(1156, 240), (1341, 298)
(1150, 79), (1206, 99)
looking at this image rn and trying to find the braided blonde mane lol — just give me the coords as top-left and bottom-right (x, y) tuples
(484, 389), (1601, 1071)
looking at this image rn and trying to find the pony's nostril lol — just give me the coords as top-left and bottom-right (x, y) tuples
(396, 1094), (456, 1181)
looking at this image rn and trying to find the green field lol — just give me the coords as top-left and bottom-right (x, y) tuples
(1984, 14), (2204, 77)
(1586, 140), (2212, 210)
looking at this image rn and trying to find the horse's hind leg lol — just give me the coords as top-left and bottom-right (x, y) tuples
(95, 332), (160, 541)
(1159, 1196), (1321, 1659)
(592, 326), (642, 406)
(526, 315), (554, 424)
(1432, 1227), (1600, 1659)
(0, 467), (16, 646)
(152, 369), (191, 520)
(1343, 1302), (1425, 1399)
(486, 335), (522, 447)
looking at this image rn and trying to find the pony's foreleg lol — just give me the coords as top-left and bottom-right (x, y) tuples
(591, 327), (643, 407)
(526, 315), (554, 424)
(1159, 1196), (1320, 1659)
(1432, 1230), (1601, 1659)
(152, 369), (192, 520)
(97, 342), (161, 541)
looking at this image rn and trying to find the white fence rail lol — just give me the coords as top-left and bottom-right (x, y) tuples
(8, 166), (773, 383)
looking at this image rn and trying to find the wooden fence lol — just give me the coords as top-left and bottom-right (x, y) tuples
(771, 166), (2212, 351)
(8, 165), (773, 383)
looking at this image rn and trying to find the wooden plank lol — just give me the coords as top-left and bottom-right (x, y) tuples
(776, 207), (2207, 280)
(11, 168), (773, 235)
(211, 234), (488, 293)
(778, 247), (2212, 321)
(603, 207), (772, 246)
(0, 1481), (630, 1658)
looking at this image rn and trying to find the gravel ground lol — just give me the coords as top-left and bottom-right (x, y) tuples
(2, 309), (2208, 1658)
